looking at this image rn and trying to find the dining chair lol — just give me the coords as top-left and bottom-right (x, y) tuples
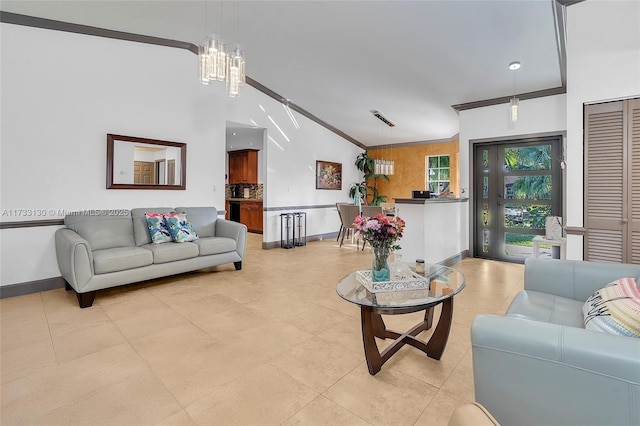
(361, 205), (382, 218)
(335, 202), (349, 242)
(338, 204), (362, 248)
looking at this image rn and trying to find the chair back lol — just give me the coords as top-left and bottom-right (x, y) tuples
(336, 202), (349, 222)
(361, 205), (382, 218)
(339, 204), (361, 229)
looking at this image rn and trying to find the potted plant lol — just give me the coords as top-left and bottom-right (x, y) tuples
(349, 152), (390, 206)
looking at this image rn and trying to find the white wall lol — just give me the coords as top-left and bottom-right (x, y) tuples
(225, 89), (363, 244)
(565, 0), (640, 259)
(459, 0), (640, 261)
(458, 94), (567, 255)
(0, 23), (361, 286)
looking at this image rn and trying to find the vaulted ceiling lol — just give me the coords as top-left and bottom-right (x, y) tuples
(1, 1), (566, 147)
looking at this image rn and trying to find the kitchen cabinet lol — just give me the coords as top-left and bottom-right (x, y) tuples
(239, 201), (263, 233)
(228, 149), (258, 184)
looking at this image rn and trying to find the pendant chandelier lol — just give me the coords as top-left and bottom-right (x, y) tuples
(509, 61), (521, 122)
(198, 1), (246, 97)
(371, 110), (395, 175)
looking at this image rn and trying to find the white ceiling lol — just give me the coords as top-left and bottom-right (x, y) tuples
(1, 1), (564, 147)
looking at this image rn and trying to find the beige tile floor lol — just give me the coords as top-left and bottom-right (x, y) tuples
(1, 233), (524, 426)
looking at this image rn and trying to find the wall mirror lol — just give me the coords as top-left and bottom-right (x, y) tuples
(106, 134), (186, 190)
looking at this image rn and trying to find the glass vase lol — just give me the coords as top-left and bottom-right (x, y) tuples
(371, 245), (391, 282)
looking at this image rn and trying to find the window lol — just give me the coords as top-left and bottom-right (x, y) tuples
(426, 155), (450, 195)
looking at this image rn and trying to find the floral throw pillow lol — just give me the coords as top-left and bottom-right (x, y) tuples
(145, 213), (172, 244)
(164, 212), (199, 243)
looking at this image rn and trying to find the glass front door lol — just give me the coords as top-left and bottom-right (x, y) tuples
(474, 136), (563, 262)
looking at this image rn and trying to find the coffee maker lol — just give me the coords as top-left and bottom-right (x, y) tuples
(231, 185), (243, 198)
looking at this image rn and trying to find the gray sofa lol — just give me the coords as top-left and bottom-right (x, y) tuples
(471, 258), (640, 426)
(55, 207), (247, 308)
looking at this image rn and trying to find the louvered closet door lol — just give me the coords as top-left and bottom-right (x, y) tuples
(585, 101), (625, 262)
(629, 98), (640, 264)
(585, 98), (640, 264)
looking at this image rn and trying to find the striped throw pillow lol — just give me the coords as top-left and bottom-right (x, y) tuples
(582, 277), (640, 338)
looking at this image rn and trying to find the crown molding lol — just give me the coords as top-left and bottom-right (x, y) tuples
(0, 11), (366, 150)
(452, 87), (566, 112)
(451, 0), (576, 114)
(0, 11), (199, 53)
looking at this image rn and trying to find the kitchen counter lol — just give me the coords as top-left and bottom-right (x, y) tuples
(393, 197), (469, 204)
(395, 198), (469, 264)
(225, 199), (263, 234)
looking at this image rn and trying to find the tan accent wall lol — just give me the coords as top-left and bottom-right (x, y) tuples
(367, 140), (459, 201)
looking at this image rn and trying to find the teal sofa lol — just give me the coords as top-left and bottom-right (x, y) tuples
(471, 258), (640, 426)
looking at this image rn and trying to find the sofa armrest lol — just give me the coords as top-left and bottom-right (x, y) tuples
(524, 258), (640, 301)
(55, 228), (94, 292)
(215, 219), (247, 258)
(471, 314), (640, 426)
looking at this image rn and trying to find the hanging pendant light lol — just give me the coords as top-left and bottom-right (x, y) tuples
(198, 45), (210, 85)
(510, 97), (519, 122)
(208, 35), (226, 81)
(370, 110), (396, 176)
(198, 1), (246, 97)
(509, 61), (521, 122)
(226, 46), (243, 97)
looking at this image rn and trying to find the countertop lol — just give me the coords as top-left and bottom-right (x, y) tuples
(393, 197), (469, 204)
(226, 198), (263, 202)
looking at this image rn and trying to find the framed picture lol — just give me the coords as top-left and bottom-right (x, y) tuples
(316, 160), (342, 190)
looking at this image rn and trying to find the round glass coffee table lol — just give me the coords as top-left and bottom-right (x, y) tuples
(337, 263), (466, 375)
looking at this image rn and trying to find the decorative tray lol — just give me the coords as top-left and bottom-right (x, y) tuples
(356, 269), (429, 293)
(373, 289), (430, 304)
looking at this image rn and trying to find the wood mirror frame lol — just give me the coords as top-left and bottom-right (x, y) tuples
(106, 134), (187, 190)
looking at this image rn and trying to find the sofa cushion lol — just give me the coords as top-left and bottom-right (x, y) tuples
(582, 277), (640, 337)
(92, 246), (153, 274)
(165, 213), (199, 242)
(131, 208), (175, 246)
(194, 237), (236, 256)
(505, 290), (585, 328)
(174, 207), (217, 238)
(65, 214), (135, 251)
(145, 213), (172, 244)
(143, 242), (199, 264)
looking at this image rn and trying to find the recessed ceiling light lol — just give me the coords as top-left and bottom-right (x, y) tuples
(509, 62), (521, 71)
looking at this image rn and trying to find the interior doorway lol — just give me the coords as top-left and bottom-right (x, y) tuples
(473, 135), (563, 262)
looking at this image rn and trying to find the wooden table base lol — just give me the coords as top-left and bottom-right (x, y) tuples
(360, 297), (454, 375)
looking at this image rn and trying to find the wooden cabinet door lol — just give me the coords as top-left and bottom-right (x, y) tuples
(239, 202), (263, 233)
(249, 202), (263, 233)
(244, 150), (258, 184)
(228, 152), (243, 184)
(239, 203), (250, 227)
(228, 150), (258, 184)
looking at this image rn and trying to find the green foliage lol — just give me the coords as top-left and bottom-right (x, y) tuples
(349, 152), (390, 206)
(505, 233), (534, 246)
(503, 146), (553, 201)
(504, 146), (551, 171)
(510, 176), (552, 200)
(504, 205), (551, 229)
(348, 181), (367, 200)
